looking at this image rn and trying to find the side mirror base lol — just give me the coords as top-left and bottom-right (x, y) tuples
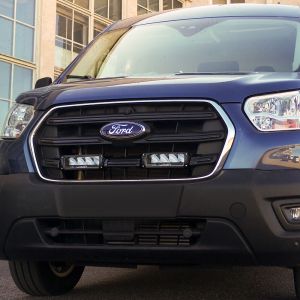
(35, 77), (52, 89)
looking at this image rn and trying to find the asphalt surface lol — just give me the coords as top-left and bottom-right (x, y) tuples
(0, 261), (297, 300)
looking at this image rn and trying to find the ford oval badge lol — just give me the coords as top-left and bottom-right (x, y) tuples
(100, 121), (147, 140)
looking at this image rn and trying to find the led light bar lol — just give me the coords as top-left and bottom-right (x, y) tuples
(61, 155), (102, 170)
(142, 153), (189, 168)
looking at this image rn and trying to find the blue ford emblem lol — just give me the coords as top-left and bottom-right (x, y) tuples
(100, 121), (147, 140)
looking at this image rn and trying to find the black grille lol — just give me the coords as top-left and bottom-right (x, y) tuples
(33, 101), (228, 181)
(38, 219), (205, 247)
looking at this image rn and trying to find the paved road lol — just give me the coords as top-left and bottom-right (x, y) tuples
(0, 261), (296, 299)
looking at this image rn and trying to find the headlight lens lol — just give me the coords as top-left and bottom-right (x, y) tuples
(1, 104), (34, 138)
(244, 91), (300, 131)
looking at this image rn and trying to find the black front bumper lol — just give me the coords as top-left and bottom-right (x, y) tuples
(1, 169), (300, 267)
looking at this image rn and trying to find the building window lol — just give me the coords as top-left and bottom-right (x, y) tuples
(54, 1), (109, 75)
(0, 0), (36, 62)
(137, 0), (159, 15)
(138, 0), (182, 15)
(212, 0), (226, 3)
(163, 0), (183, 10)
(212, 0), (245, 3)
(94, 20), (106, 38)
(0, 60), (33, 129)
(0, 0), (36, 128)
(66, 0), (90, 9)
(55, 4), (89, 69)
(94, 0), (122, 21)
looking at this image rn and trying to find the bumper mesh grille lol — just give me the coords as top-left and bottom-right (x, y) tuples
(38, 219), (205, 247)
(32, 101), (228, 181)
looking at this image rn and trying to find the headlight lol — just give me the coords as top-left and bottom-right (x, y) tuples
(244, 91), (300, 131)
(1, 104), (34, 138)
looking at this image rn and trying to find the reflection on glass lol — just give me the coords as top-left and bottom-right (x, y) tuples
(56, 14), (72, 40)
(94, 21), (105, 38)
(55, 37), (72, 68)
(16, 0), (35, 25)
(109, 0), (122, 21)
(95, 0), (108, 18)
(74, 13), (88, 45)
(68, 18), (300, 80)
(55, 5), (90, 69)
(74, 22), (85, 44)
(73, 44), (83, 55)
(138, 0), (159, 14)
(261, 145), (300, 169)
(212, 0), (226, 3)
(95, 0), (122, 20)
(15, 23), (34, 62)
(138, 0), (147, 6)
(0, 61), (11, 100)
(149, 0), (159, 11)
(74, 0), (89, 9)
(13, 66), (32, 100)
(137, 6), (148, 15)
(173, 0), (183, 8)
(0, 101), (9, 131)
(0, 0), (14, 18)
(163, 0), (172, 10)
(0, 17), (13, 56)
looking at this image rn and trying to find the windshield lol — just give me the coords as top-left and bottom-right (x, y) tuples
(66, 17), (300, 81)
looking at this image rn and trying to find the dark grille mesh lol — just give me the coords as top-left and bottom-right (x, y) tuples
(38, 219), (205, 247)
(33, 101), (227, 181)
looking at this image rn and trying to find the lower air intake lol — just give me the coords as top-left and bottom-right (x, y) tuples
(38, 219), (206, 247)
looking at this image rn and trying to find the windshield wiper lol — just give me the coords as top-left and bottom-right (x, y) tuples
(66, 75), (95, 80)
(97, 76), (128, 80)
(175, 72), (253, 76)
(67, 75), (129, 81)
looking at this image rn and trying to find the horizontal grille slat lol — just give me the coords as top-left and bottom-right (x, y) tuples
(32, 101), (229, 181)
(38, 137), (108, 146)
(46, 111), (218, 126)
(38, 131), (225, 146)
(144, 132), (225, 143)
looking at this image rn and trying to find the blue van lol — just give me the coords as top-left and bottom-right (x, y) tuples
(2, 4), (300, 297)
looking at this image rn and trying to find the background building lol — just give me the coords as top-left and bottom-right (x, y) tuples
(0, 0), (300, 128)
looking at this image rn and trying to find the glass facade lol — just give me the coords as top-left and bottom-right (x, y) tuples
(55, 1), (108, 70)
(212, 0), (245, 3)
(66, 0), (90, 9)
(137, 0), (183, 15)
(0, 0), (35, 62)
(94, 0), (122, 21)
(0, 0), (36, 130)
(94, 20), (106, 38)
(55, 5), (89, 68)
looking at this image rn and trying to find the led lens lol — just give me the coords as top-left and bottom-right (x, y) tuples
(283, 206), (300, 223)
(62, 155), (102, 170)
(244, 91), (300, 131)
(2, 104), (34, 138)
(143, 153), (188, 168)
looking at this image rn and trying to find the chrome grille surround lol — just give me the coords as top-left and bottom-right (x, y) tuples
(29, 99), (235, 183)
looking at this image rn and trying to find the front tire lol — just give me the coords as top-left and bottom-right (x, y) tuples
(9, 261), (84, 296)
(294, 267), (300, 299)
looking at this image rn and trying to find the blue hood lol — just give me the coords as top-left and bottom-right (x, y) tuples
(17, 73), (300, 110)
